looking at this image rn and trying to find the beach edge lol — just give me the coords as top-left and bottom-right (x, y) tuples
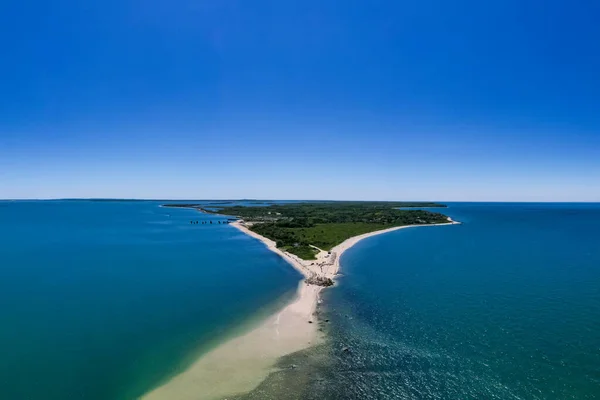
(142, 217), (460, 400)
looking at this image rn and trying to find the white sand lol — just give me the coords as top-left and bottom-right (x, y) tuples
(143, 217), (459, 400)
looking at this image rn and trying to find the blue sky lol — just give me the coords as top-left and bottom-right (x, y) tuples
(1, 0), (599, 201)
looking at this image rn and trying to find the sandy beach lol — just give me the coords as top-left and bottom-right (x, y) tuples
(143, 217), (459, 400)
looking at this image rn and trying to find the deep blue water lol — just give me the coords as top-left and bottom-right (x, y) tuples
(312, 203), (600, 399)
(0, 200), (301, 399)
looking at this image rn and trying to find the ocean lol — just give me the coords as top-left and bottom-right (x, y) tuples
(238, 203), (600, 400)
(0, 200), (301, 399)
(2, 201), (599, 399)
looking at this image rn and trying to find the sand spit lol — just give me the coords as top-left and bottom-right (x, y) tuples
(143, 218), (459, 400)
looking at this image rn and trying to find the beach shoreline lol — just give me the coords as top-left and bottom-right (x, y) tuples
(143, 216), (459, 400)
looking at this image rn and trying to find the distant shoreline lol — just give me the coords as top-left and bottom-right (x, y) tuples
(143, 207), (459, 400)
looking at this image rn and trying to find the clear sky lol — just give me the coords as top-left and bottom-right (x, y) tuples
(1, 1), (599, 201)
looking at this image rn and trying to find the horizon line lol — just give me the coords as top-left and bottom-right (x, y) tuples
(1, 198), (599, 204)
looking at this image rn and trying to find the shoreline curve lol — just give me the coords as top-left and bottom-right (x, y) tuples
(142, 217), (459, 400)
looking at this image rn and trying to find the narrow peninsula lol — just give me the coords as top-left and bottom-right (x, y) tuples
(148, 202), (458, 400)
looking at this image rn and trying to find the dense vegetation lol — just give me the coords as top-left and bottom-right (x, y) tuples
(207, 202), (450, 259)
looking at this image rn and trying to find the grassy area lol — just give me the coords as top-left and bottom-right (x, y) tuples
(288, 223), (393, 251)
(282, 245), (319, 260)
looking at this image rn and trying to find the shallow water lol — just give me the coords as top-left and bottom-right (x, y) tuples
(239, 203), (600, 400)
(0, 200), (301, 399)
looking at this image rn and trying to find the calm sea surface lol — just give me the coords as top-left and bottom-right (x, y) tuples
(238, 203), (600, 400)
(0, 200), (301, 399)
(2, 202), (599, 399)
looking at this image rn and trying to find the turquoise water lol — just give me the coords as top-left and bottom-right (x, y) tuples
(301, 203), (600, 399)
(3, 202), (600, 399)
(234, 203), (600, 400)
(0, 200), (301, 399)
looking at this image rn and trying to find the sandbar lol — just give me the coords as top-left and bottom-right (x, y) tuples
(143, 217), (459, 400)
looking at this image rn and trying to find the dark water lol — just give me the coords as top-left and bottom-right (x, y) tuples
(240, 203), (600, 400)
(0, 200), (301, 399)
